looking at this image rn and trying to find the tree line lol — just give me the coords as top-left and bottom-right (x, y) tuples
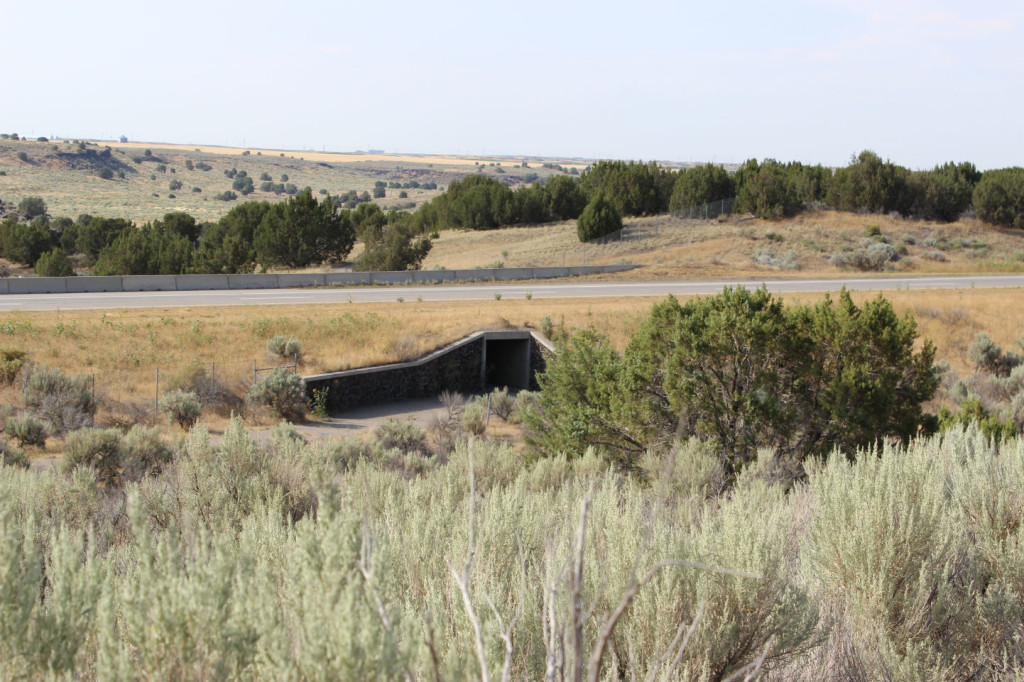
(406, 153), (1024, 240)
(2, 150), (1022, 275)
(0, 190), (432, 276)
(378, 152), (1024, 242)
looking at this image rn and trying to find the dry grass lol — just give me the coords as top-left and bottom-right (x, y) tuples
(1, 288), (1019, 436)
(0, 138), (585, 224)
(106, 141), (591, 169)
(423, 209), (1024, 279)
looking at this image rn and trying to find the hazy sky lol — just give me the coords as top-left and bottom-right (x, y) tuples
(2, 0), (1021, 169)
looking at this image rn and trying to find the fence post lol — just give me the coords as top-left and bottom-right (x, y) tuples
(293, 353), (298, 375)
(155, 368), (159, 420)
(253, 360), (257, 384)
(211, 362), (215, 389)
(485, 393), (491, 429)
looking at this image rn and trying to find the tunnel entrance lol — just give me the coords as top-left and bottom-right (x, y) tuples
(484, 337), (532, 390)
(304, 329), (553, 412)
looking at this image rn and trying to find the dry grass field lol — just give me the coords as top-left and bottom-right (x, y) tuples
(1, 287), (1019, 443)
(423, 209), (1024, 278)
(0, 138), (571, 222)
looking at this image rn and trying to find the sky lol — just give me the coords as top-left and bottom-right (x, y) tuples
(1, 0), (1021, 169)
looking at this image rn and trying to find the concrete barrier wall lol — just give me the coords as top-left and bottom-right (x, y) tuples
(532, 267), (572, 278)
(413, 270), (456, 283)
(67, 276), (123, 293)
(175, 275), (230, 291)
(1, 264), (638, 295)
(325, 272), (372, 286)
(278, 273), (325, 288)
(123, 275), (177, 291)
(370, 271), (415, 285)
(9, 278), (68, 294)
(228, 274), (279, 289)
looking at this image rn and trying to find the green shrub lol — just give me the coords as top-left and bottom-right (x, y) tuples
(508, 389), (539, 425)
(576, 194), (622, 242)
(34, 248), (75, 277)
(266, 335), (301, 359)
(159, 390), (202, 429)
(461, 400), (487, 435)
(0, 437), (27, 468)
(6, 414), (46, 447)
(374, 418), (428, 455)
(247, 368), (306, 421)
(24, 367), (95, 435)
(0, 349), (26, 385)
(488, 386), (514, 420)
(121, 425), (172, 479)
(63, 428), (122, 483)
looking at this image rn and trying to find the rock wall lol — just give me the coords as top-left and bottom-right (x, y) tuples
(310, 337), (484, 412)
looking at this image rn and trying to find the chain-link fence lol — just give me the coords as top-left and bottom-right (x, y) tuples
(670, 197), (736, 220)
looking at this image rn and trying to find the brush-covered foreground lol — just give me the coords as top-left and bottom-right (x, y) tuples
(2, 423), (1023, 680)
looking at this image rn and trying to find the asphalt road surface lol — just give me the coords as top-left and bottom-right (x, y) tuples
(1, 275), (1022, 312)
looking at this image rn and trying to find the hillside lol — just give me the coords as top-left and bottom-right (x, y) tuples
(422, 209), (1024, 278)
(0, 137), (579, 222)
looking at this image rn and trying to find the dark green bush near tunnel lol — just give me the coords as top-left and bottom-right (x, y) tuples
(527, 288), (940, 474)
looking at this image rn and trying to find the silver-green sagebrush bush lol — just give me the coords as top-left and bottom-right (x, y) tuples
(4, 425), (1024, 679)
(246, 367), (306, 421)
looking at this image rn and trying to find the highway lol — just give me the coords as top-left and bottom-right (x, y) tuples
(0, 275), (1021, 312)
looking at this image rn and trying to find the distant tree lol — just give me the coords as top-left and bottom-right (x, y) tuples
(193, 201), (268, 274)
(77, 217), (133, 262)
(973, 168), (1024, 229)
(260, 172), (272, 181)
(354, 221), (432, 272)
(93, 226), (192, 276)
(185, 159), (194, 170)
(827, 150), (911, 214)
(97, 167), (114, 180)
(232, 175), (255, 195)
(17, 196), (47, 221)
(280, 173), (289, 182)
(0, 220), (53, 265)
(512, 183), (550, 223)
(169, 179), (183, 191)
(372, 186), (386, 199)
(579, 160), (673, 216)
(546, 175), (588, 220)
(734, 159), (800, 219)
(215, 191), (238, 201)
(576, 194), (622, 242)
(153, 212), (201, 245)
(907, 162), (980, 222)
(669, 163), (735, 213)
(253, 189), (355, 268)
(34, 248), (75, 277)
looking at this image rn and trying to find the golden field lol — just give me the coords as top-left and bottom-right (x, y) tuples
(1, 287), (1020, 425)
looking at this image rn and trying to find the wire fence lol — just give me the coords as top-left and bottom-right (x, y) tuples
(586, 197), (738, 244)
(670, 197), (736, 220)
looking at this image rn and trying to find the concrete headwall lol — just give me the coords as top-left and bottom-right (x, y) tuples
(0, 264), (636, 295)
(303, 329), (553, 412)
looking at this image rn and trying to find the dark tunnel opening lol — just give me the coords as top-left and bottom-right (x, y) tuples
(484, 338), (532, 390)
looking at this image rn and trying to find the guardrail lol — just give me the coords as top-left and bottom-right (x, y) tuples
(0, 264), (638, 295)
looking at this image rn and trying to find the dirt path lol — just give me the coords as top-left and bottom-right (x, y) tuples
(296, 397), (448, 439)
